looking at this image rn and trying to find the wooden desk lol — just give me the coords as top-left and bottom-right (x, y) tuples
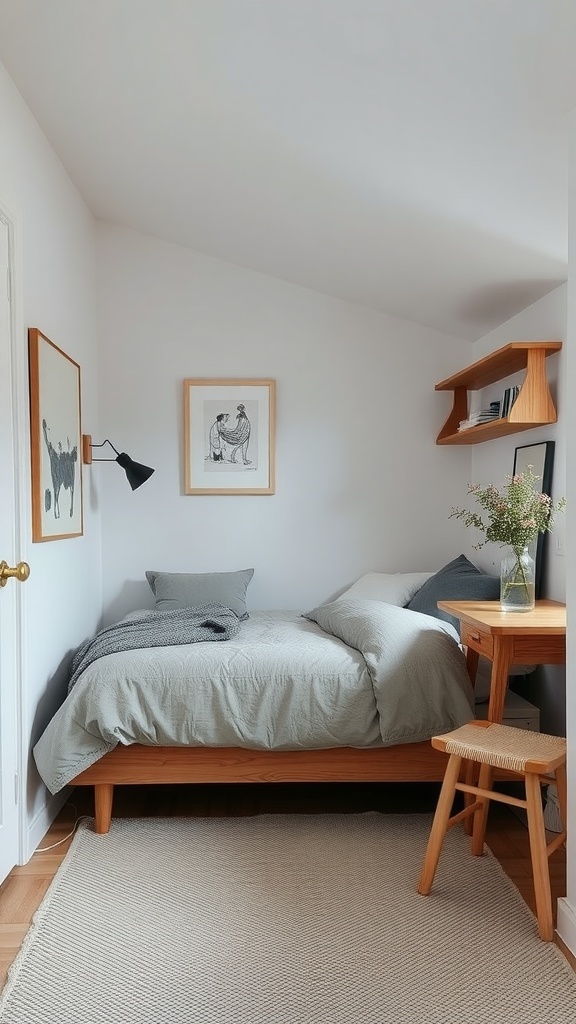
(437, 600), (566, 724)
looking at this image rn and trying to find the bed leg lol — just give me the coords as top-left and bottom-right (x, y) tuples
(93, 784), (114, 834)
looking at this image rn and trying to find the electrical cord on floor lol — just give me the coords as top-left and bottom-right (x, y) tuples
(35, 805), (93, 852)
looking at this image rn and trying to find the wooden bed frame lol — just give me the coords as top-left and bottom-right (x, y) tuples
(72, 742), (450, 834)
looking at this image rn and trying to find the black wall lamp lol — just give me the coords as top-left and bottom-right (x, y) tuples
(82, 435), (155, 490)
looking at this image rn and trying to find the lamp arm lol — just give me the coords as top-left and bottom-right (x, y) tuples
(89, 438), (121, 460)
(82, 435), (123, 464)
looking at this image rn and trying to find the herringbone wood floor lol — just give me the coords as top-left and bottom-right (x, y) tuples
(0, 781), (572, 989)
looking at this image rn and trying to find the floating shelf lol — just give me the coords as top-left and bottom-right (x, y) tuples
(435, 341), (562, 445)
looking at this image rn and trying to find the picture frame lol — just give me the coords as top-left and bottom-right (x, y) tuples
(28, 328), (83, 541)
(184, 378), (275, 495)
(512, 440), (555, 599)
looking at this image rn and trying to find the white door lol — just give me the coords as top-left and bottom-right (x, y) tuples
(0, 213), (25, 884)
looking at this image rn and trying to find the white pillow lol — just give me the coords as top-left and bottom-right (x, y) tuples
(337, 572), (435, 608)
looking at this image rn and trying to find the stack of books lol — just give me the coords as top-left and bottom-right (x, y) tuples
(458, 400), (501, 431)
(501, 386), (520, 417)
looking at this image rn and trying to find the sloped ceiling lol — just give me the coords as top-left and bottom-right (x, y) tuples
(0, 0), (574, 339)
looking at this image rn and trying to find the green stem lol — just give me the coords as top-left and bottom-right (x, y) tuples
(502, 547), (531, 601)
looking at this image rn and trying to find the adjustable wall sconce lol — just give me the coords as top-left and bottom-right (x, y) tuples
(82, 435), (155, 490)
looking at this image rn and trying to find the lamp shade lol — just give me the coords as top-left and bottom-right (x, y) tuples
(115, 452), (155, 490)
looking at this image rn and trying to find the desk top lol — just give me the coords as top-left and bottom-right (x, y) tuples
(437, 599), (566, 635)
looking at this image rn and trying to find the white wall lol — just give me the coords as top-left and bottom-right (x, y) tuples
(557, 109), (576, 956)
(96, 223), (474, 622)
(0, 60), (102, 855)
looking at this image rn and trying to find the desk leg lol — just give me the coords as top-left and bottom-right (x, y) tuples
(486, 636), (514, 723)
(465, 646), (480, 687)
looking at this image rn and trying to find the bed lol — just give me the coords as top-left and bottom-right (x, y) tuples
(33, 561), (500, 833)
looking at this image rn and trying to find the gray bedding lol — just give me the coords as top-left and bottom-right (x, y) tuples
(33, 599), (474, 794)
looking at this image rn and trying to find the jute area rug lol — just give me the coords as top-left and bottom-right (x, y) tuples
(1, 813), (575, 1024)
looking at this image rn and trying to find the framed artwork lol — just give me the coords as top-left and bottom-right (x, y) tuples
(28, 328), (83, 541)
(513, 440), (555, 599)
(184, 378), (275, 495)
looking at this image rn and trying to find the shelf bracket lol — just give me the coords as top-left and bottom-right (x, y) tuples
(508, 348), (557, 425)
(436, 385), (468, 443)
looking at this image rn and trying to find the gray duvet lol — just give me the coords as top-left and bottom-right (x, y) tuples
(33, 599), (474, 794)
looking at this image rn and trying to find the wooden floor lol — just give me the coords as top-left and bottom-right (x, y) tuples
(0, 780), (572, 990)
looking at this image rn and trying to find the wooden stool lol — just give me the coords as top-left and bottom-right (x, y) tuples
(417, 720), (567, 941)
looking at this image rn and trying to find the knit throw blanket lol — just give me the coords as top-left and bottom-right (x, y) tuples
(68, 604), (240, 693)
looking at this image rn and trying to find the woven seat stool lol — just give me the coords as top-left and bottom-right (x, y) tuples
(417, 720), (567, 940)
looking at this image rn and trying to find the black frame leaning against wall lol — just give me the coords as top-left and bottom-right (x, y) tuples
(512, 440), (555, 600)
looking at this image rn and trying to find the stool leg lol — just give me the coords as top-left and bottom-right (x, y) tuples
(463, 759), (478, 836)
(525, 772), (553, 941)
(418, 753), (462, 895)
(471, 764), (493, 856)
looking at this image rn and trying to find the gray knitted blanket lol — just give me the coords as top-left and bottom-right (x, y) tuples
(68, 604), (240, 693)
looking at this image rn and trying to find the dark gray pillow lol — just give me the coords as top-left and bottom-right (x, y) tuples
(145, 568), (254, 619)
(405, 554), (499, 633)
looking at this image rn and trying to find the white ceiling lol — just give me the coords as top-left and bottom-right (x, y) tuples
(0, 0), (574, 340)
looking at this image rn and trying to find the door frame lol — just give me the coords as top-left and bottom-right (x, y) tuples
(0, 197), (28, 869)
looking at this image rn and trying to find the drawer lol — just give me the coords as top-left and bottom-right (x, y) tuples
(461, 623), (493, 659)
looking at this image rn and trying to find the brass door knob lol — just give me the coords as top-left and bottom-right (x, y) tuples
(0, 561), (30, 587)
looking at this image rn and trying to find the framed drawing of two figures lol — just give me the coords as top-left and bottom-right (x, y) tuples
(184, 378), (275, 495)
(28, 328), (83, 541)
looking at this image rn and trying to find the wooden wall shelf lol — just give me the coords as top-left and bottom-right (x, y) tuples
(435, 341), (562, 445)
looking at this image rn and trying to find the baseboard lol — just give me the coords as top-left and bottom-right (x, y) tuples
(556, 898), (576, 957)
(23, 788), (70, 863)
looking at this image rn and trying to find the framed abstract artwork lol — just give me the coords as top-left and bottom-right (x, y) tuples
(28, 328), (83, 541)
(512, 440), (555, 599)
(184, 378), (275, 494)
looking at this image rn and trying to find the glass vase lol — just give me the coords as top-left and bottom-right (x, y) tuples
(500, 545), (535, 612)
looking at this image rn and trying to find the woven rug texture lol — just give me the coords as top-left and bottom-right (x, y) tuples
(1, 812), (575, 1024)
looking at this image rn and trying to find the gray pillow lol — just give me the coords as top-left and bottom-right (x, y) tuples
(145, 568), (254, 619)
(405, 554), (499, 633)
